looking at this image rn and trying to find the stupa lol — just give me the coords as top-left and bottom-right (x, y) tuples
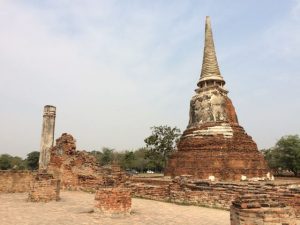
(165, 17), (270, 181)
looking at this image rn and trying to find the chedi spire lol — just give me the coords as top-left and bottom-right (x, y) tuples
(198, 16), (224, 87)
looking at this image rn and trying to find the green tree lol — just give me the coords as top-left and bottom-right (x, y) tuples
(26, 151), (40, 170)
(263, 135), (300, 176)
(144, 125), (181, 171)
(132, 148), (149, 172)
(100, 147), (114, 166)
(121, 151), (135, 170)
(275, 135), (300, 176)
(262, 148), (281, 175)
(0, 154), (13, 170)
(11, 156), (26, 170)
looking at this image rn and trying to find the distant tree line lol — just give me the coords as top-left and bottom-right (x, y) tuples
(262, 135), (300, 176)
(91, 125), (181, 172)
(0, 151), (39, 170)
(91, 147), (160, 172)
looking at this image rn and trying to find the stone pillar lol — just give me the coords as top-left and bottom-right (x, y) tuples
(39, 105), (56, 170)
(28, 173), (60, 202)
(94, 187), (131, 216)
(230, 194), (296, 225)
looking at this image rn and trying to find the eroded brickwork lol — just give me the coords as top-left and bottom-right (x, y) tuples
(0, 170), (33, 193)
(230, 194), (297, 225)
(28, 172), (60, 202)
(94, 188), (131, 216)
(165, 123), (270, 181)
(127, 176), (300, 217)
(48, 133), (127, 190)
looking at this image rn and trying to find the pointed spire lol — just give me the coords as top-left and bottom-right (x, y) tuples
(198, 16), (225, 87)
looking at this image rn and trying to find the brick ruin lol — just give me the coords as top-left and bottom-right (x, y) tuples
(94, 187), (132, 216)
(28, 172), (60, 202)
(48, 133), (127, 190)
(127, 176), (300, 218)
(0, 170), (33, 193)
(47, 133), (131, 215)
(165, 16), (270, 181)
(230, 194), (297, 225)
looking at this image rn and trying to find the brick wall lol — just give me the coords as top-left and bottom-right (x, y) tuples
(127, 176), (300, 217)
(0, 170), (34, 193)
(28, 173), (60, 202)
(230, 194), (296, 225)
(94, 187), (131, 216)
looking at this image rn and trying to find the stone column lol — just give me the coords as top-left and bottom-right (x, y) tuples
(39, 105), (56, 170)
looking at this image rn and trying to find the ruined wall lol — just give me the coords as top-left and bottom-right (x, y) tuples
(127, 177), (300, 217)
(94, 188), (131, 216)
(0, 170), (34, 193)
(230, 194), (297, 225)
(28, 173), (60, 202)
(48, 133), (127, 190)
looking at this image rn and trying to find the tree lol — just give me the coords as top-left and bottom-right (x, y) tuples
(0, 154), (28, 170)
(144, 125), (181, 171)
(263, 135), (300, 176)
(99, 147), (114, 166)
(0, 154), (13, 170)
(262, 148), (281, 175)
(132, 148), (149, 172)
(26, 151), (40, 170)
(11, 156), (26, 170)
(121, 151), (135, 169)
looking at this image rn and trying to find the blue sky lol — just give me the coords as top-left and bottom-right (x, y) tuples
(0, 0), (299, 157)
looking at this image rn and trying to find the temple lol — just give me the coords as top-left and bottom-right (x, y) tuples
(164, 17), (270, 181)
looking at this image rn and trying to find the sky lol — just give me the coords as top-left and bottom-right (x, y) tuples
(0, 0), (300, 157)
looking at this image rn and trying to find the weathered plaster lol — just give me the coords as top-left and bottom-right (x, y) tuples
(39, 105), (56, 170)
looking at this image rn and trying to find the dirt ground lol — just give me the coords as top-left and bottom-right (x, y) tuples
(0, 191), (230, 225)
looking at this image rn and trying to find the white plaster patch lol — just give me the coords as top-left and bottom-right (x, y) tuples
(208, 175), (215, 181)
(188, 123), (233, 138)
(241, 175), (247, 181)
